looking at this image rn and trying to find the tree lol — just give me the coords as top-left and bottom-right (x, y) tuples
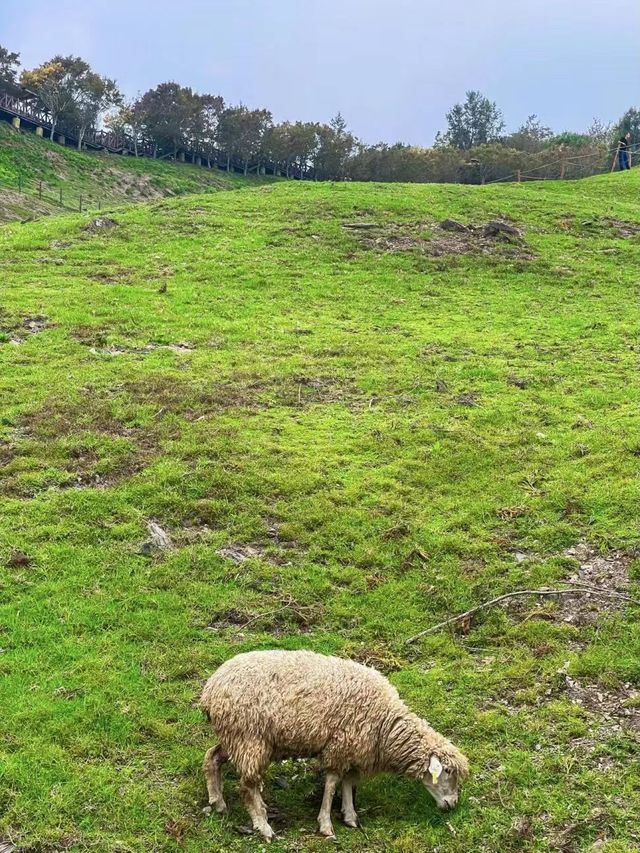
(506, 114), (553, 153)
(70, 72), (121, 149)
(437, 91), (505, 150)
(216, 105), (272, 174)
(137, 82), (194, 158)
(105, 97), (147, 155)
(586, 117), (612, 146)
(314, 113), (355, 180)
(188, 93), (224, 165)
(0, 44), (20, 86)
(21, 55), (91, 140)
(611, 107), (640, 148)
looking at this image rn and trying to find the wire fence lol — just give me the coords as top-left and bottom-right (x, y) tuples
(1, 139), (639, 214)
(484, 141), (640, 185)
(0, 170), (119, 215)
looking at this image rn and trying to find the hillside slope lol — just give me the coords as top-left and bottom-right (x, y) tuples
(0, 122), (256, 222)
(0, 172), (639, 852)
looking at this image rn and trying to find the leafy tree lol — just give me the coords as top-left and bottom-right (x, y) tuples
(611, 107), (640, 148)
(188, 92), (225, 164)
(137, 82), (194, 158)
(105, 97), (147, 155)
(0, 44), (20, 86)
(69, 72), (121, 149)
(586, 117), (612, 146)
(314, 113), (355, 179)
(506, 114), (553, 152)
(437, 91), (505, 150)
(21, 55), (91, 140)
(216, 105), (272, 174)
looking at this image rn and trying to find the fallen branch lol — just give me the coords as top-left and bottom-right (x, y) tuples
(405, 587), (640, 644)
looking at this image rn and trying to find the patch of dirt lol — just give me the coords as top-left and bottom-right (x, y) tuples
(217, 544), (265, 564)
(89, 342), (194, 356)
(558, 214), (640, 240)
(564, 676), (640, 732)
(87, 268), (133, 284)
(207, 596), (321, 636)
(1, 314), (50, 345)
(357, 218), (532, 259)
(552, 544), (632, 626)
(347, 645), (406, 674)
(604, 217), (640, 238)
(125, 372), (364, 418)
(0, 395), (160, 497)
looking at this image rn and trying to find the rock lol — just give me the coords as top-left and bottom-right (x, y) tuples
(483, 220), (522, 239)
(341, 222), (379, 230)
(84, 217), (118, 231)
(440, 219), (469, 233)
(139, 520), (174, 555)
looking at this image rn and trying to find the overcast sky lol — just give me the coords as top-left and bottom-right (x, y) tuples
(2, 0), (638, 145)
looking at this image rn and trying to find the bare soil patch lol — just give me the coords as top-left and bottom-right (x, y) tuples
(564, 675), (640, 732)
(207, 596), (321, 636)
(0, 395), (160, 496)
(355, 218), (532, 259)
(553, 544), (631, 626)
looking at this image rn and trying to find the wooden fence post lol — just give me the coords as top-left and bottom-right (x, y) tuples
(517, 170), (521, 183)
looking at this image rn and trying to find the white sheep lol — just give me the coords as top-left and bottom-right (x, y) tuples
(199, 649), (469, 840)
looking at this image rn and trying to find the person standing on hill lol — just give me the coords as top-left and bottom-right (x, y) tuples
(618, 132), (632, 170)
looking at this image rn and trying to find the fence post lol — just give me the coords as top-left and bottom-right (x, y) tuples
(517, 170), (521, 183)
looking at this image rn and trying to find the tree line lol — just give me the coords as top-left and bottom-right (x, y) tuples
(1, 44), (638, 183)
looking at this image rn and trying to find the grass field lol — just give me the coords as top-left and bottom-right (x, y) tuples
(0, 168), (639, 852)
(0, 123), (251, 222)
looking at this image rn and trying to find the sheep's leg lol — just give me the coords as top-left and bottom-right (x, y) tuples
(341, 775), (359, 828)
(203, 745), (227, 814)
(240, 778), (275, 842)
(317, 772), (340, 838)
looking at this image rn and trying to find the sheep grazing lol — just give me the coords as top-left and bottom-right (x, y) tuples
(199, 649), (469, 841)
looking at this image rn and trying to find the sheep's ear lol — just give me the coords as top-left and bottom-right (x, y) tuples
(428, 755), (443, 785)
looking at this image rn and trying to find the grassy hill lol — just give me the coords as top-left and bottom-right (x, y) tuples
(0, 123), (253, 222)
(0, 171), (639, 852)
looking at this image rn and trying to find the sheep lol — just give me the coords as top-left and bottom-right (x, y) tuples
(199, 649), (469, 841)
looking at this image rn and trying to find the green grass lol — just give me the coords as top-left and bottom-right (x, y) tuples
(0, 122), (256, 222)
(0, 170), (639, 852)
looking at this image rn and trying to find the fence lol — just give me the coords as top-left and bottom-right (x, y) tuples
(485, 141), (640, 185)
(1, 171), (121, 215)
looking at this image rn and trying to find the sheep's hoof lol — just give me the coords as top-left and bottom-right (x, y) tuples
(344, 816), (359, 829)
(318, 823), (336, 839)
(256, 823), (276, 842)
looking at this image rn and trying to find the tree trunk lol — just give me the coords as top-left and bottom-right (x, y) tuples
(153, 143), (157, 159)
(77, 129), (84, 151)
(226, 154), (231, 172)
(244, 160), (249, 176)
(50, 118), (57, 140)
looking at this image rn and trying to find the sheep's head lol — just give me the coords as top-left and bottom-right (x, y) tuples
(420, 744), (469, 810)
(386, 713), (469, 809)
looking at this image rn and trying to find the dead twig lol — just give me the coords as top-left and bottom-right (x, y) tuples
(405, 587), (640, 644)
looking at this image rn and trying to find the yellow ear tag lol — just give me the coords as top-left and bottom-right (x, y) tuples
(431, 771), (439, 785)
